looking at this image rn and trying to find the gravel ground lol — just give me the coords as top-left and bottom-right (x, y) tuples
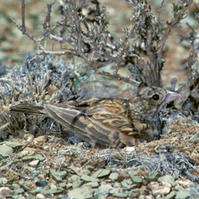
(1, 1), (199, 198)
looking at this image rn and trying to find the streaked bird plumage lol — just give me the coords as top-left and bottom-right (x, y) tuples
(10, 84), (180, 147)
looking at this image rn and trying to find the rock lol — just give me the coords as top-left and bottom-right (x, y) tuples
(68, 187), (93, 199)
(178, 179), (192, 187)
(70, 175), (82, 188)
(26, 134), (34, 142)
(128, 171), (143, 184)
(92, 169), (111, 178)
(22, 155), (45, 162)
(4, 141), (25, 150)
(158, 175), (175, 186)
(149, 181), (171, 196)
(33, 136), (47, 145)
(14, 188), (24, 194)
(0, 145), (13, 157)
(35, 181), (48, 187)
(28, 160), (40, 167)
(36, 193), (46, 199)
(50, 170), (67, 182)
(0, 177), (8, 185)
(175, 189), (190, 199)
(84, 182), (99, 188)
(0, 187), (13, 197)
(109, 173), (119, 181)
(164, 191), (177, 199)
(111, 190), (128, 198)
(97, 184), (113, 198)
(125, 146), (135, 153)
(147, 171), (160, 181)
(81, 175), (99, 182)
(121, 179), (136, 190)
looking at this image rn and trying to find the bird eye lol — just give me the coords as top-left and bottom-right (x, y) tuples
(152, 94), (159, 100)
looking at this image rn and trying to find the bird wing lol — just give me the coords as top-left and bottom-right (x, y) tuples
(44, 99), (139, 147)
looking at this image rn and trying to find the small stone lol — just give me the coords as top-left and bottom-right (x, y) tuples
(14, 188), (24, 194)
(158, 175), (175, 186)
(121, 179), (136, 190)
(85, 165), (94, 171)
(97, 184), (113, 198)
(164, 191), (177, 199)
(153, 185), (171, 196)
(125, 146), (135, 153)
(20, 147), (36, 156)
(81, 175), (99, 182)
(70, 175), (81, 182)
(0, 145), (13, 157)
(147, 171), (160, 181)
(50, 170), (67, 182)
(130, 188), (141, 198)
(138, 195), (145, 199)
(82, 169), (91, 176)
(33, 136), (47, 145)
(92, 169), (111, 178)
(109, 173), (119, 181)
(0, 187), (13, 197)
(129, 172), (143, 184)
(84, 181), (99, 188)
(178, 179), (192, 187)
(35, 181), (48, 187)
(145, 196), (153, 199)
(23, 154), (45, 161)
(149, 181), (171, 196)
(0, 177), (8, 185)
(113, 182), (121, 188)
(35, 193), (46, 199)
(28, 160), (40, 167)
(25, 134), (34, 142)
(18, 150), (30, 157)
(111, 191), (128, 198)
(5, 141), (25, 150)
(68, 187), (93, 199)
(70, 175), (82, 188)
(175, 189), (190, 199)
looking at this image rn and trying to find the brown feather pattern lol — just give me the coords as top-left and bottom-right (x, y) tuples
(10, 85), (180, 147)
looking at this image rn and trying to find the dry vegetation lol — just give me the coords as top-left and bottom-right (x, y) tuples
(0, 0), (199, 198)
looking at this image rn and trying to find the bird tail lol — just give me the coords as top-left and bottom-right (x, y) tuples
(10, 103), (46, 114)
(44, 104), (93, 143)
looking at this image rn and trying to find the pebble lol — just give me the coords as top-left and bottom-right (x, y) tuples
(81, 174), (99, 182)
(129, 172), (143, 184)
(0, 187), (13, 197)
(0, 177), (8, 185)
(109, 173), (119, 181)
(0, 145), (13, 157)
(92, 169), (111, 178)
(84, 181), (99, 188)
(26, 134), (34, 142)
(33, 136), (47, 145)
(158, 175), (175, 186)
(175, 189), (190, 199)
(149, 181), (171, 196)
(28, 159), (40, 167)
(125, 146), (135, 153)
(68, 187), (93, 199)
(35, 193), (46, 199)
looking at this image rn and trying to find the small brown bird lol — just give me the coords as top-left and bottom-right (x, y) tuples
(10, 83), (179, 147)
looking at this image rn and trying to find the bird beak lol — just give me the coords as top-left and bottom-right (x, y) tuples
(165, 91), (181, 104)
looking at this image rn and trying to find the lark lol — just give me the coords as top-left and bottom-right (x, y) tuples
(10, 83), (179, 147)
